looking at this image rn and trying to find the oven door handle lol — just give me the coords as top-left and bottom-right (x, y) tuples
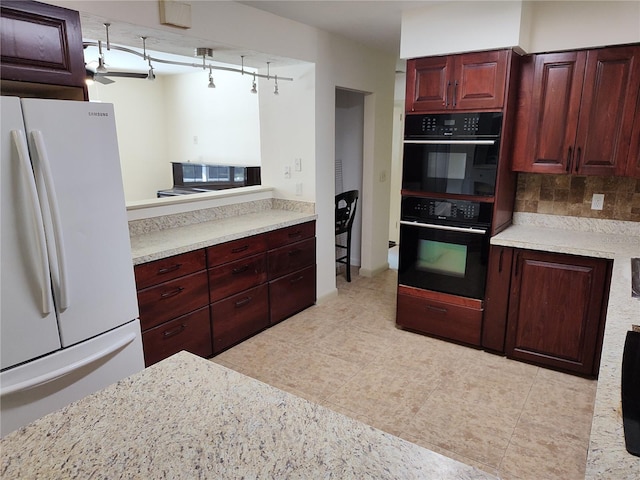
(400, 220), (487, 235)
(403, 139), (496, 145)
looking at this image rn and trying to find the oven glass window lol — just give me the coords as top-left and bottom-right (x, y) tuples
(402, 143), (499, 196)
(417, 240), (467, 277)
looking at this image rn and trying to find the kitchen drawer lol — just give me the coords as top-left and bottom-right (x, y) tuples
(211, 284), (269, 354)
(134, 250), (206, 290)
(138, 270), (209, 331)
(269, 265), (316, 325)
(396, 287), (482, 346)
(142, 306), (212, 367)
(267, 237), (316, 280)
(209, 253), (267, 302)
(206, 234), (267, 268)
(266, 221), (315, 249)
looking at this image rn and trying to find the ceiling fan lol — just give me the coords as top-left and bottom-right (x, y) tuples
(86, 68), (149, 85)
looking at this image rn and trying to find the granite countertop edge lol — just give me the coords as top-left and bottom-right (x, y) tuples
(491, 217), (640, 478)
(130, 210), (317, 265)
(0, 351), (497, 480)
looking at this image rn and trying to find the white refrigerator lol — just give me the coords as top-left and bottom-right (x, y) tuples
(1, 97), (144, 437)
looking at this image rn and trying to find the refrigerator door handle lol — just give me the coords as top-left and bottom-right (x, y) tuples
(30, 130), (70, 311)
(0, 332), (137, 397)
(11, 130), (53, 315)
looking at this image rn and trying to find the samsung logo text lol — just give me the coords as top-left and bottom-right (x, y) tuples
(88, 112), (109, 117)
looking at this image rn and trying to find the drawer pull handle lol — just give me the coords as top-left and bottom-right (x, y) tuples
(163, 324), (186, 338)
(288, 230), (302, 238)
(426, 305), (447, 314)
(288, 249), (302, 256)
(231, 245), (249, 254)
(290, 275), (305, 284)
(158, 263), (182, 274)
(232, 265), (249, 274)
(235, 296), (252, 308)
(160, 287), (184, 298)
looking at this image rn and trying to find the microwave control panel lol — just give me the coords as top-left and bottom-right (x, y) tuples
(405, 112), (502, 139)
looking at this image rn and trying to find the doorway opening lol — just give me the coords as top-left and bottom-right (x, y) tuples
(335, 88), (364, 281)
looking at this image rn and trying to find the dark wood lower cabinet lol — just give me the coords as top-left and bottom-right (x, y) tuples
(211, 284), (269, 354)
(269, 265), (317, 325)
(504, 249), (611, 377)
(142, 306), (212, 367)
(136, 221), (317, 365)
(396, 285), (483, 346)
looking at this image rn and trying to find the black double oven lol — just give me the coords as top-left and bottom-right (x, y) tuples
(398, 112), (502, 301)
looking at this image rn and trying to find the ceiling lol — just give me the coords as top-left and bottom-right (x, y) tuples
(238, 1), (436, 55)
(81, 1), (435, 76)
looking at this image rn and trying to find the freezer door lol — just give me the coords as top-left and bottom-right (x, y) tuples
(1, 97), (61, 369)
(20, 99), (139, 347)
(0, 319), (144, 437)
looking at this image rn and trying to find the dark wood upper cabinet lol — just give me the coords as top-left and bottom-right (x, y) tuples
(512, 45), (640, 176)
(406, 50), (509, 113)
(0, 0), (87, 99)
(624, 84), (640, 178)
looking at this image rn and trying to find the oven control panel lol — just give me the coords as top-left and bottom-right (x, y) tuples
(401, 197), (492, 227)
(404, 112), (502, 139)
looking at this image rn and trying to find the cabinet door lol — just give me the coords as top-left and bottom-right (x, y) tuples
(505, 250), (609, 376)
(627, 94), (640, 178)
(575, 45), (640, 176)
(269, 265), (316, 325)
(482, 246), (514, 353)
(405, 56), (453, 112)
(523, 51), (586, 174)
(453, 50), (508, 111)
(0, 1), (86, 90)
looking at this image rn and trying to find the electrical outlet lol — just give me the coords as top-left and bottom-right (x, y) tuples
(193, 135), (198, 145)
(295, 183), (303, 196)
(294, 158), (302, 172)
(591, 193), (604, 210)
(284, 166), (291, 179)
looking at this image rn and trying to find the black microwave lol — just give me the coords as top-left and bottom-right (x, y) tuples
(402, 112), (502, 197)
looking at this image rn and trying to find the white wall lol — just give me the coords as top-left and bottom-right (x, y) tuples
(164, 70), (261, 167)
(52, 0), (397, 301)
(87, 68), (261, 202)
(87, 76), (170, 201)
(524, 1), (640, 53)
(401, 1), (524, 58)
(401, 0), (640, 58)
(258, 62), (316, 202)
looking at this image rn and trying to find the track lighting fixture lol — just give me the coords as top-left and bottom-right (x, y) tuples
(147, 58), (155, 81)
(208, 66), (216, 88)
(96, 41), (108, 73)
(83, 28), (294, 93)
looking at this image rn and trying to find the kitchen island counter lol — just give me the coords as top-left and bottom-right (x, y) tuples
(491, 213), (640, 479)
(0, 351), (495, 479)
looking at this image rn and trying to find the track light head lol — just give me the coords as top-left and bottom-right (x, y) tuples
(147, 59), (155, 81)
(274, 75), (279, 95)
(251, 73), (257, 94)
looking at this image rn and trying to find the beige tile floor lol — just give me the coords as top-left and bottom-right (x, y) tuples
(212, 268), (598, 480)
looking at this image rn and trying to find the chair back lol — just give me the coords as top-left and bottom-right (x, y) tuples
(335, 190), (359, 235)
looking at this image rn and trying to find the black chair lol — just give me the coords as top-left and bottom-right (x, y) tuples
(335, 190), (359, 282)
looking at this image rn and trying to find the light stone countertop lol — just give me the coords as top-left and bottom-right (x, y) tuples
(490, 213), (640, 479)
(129, 209), (316, 265)
(0, 351), (497, 480)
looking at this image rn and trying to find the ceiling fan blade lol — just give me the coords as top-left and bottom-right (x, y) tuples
(99, 71), (149, 79)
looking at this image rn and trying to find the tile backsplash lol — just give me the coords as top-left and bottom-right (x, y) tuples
(515, 174), (640, 222)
